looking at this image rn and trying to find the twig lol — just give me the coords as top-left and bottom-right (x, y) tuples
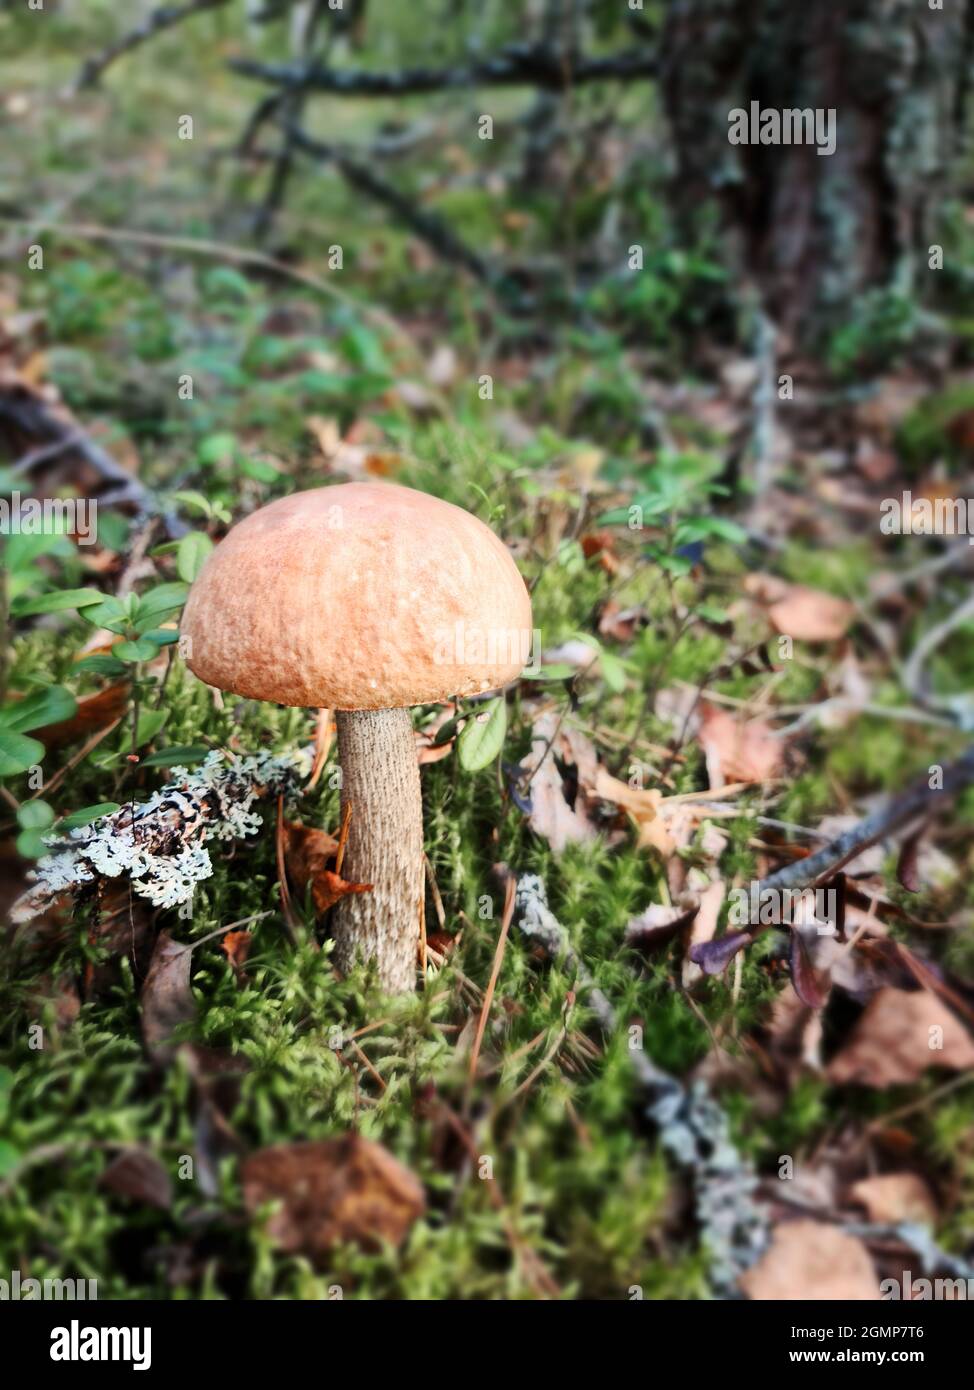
(73, 0), (233, 91)
(754, 746), (974, 903)
(229, 44), (658, 97)
(901, 591), (974, 714)
(251, 0), (331, 242)
(0, 392), (186, 538)
(465, 874), (516, 1090)
(284, 124), (495, 285)
(0, 217), (420, 366)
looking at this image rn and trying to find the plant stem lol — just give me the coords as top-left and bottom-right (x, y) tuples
(332, 707), (424, 993)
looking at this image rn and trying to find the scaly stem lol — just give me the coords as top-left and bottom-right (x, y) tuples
(332, 707), (424, 993)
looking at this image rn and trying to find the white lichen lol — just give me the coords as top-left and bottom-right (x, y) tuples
(12, 747), (310, 924)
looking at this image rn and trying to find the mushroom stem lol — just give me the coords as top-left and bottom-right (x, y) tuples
(332, 707), (424, 992)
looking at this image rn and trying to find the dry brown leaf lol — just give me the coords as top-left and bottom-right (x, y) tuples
(697, 702), (784, 788)
(99, 1149), (173, 1211)
(416, 739), (454, 765)
(683, 879), (726, 987)
(141, 931), (195, 1066)
(283, 821), (339, 897)
(309, 869), (373, 915)
(36, 683), (129, 749)
(624, 903), (694, 951)
(525, 711), (598, 853)
(849, 1174), (937, 1227)
(221, 930), (252, 981)
(740, 1220), (881, 1301)
(598, 599), (647, 641)
(240, 1136), (424, 1261)
(745, 574), (855, 642)
(827, 988), (974, 1088)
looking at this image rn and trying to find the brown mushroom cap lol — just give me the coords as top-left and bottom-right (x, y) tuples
(180, 482), (533, 710)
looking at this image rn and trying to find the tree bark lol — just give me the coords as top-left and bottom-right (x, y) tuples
(659, 0), (969, 346)
(332, 707), (424, 993)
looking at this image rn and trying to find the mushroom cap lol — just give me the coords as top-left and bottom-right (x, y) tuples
(180, 482), (533, 710)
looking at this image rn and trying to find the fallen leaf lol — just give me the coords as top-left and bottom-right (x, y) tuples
(598, 599), (647, 641)
(37, 684), (129, 749)
(99, 1149), (172, 1211)
(309, 868), (373, 915)
(789, 929), (829, 1009)
(896, 829), (922, 894)
(740, 1221), (881, 1301)
(221, 929), (252, 981)
(524, 711), (598, 853)
(827, 988), (974, 1088)
(689, 930), (750, 976)
(683, 879), (726, 987)
(624, 903), (694, 952)
(240, 1136), (424, 1261)
(849, 1174), (937, 1227)
(745, 574), (855, 642)
(283, 820), (340, 900)
(141, 931), (196, 1065)
(697, 703), (784, 789)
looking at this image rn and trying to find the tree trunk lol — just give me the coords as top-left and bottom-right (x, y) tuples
(659, 0), (971, 345)
(331, 707), (424, 993)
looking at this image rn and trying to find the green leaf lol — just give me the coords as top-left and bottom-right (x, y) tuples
(177, 531), (213, 583)
(139, 628), (180, 646)
(10, 587), (106, 618)
(133, 583), (189, 630)
(239, 455), (282, 484)
(599, 649), (627, 694)
(0, 1141), (21, 1178)
(198, 432), (238, 467)
(16, 828), (49, 859)
(73, 654), (129, 677)
(113, 638), (160, 663)
(0, 685), (76, 734)
(78, 595), (131, 635)
(60, 802), (120, 831)
(134, 708), (168, 748)
(16, 800), (54, 831)
(457, 698), (507, 772)
(528, 664), (576, 682)
(169, 489), (212, 517)
(654, 552), (693, 578)
(0, 731), (44, 777)
(140, 743), (209, 768)
(674, 515), (748, 547)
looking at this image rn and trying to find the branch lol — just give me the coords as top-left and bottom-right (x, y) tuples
(285, 124), (495, 284)
(690, 746), (974, 975)
(229, 43), (657, 97)
(760, 745), (974, 899)
(0, 216), (422, 365)
(0, 393), (187, 538)
(74, 0), (234, 92)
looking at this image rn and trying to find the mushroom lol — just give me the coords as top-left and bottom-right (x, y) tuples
(180, 482), (532, 992)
